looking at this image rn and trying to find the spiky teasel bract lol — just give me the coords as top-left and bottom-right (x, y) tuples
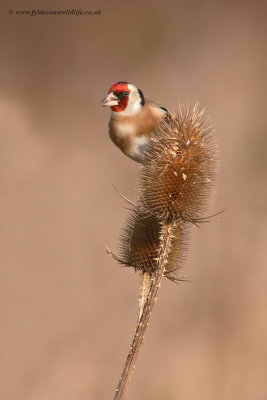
(139, 106), (218, 223)
(117, 207), (188, 282)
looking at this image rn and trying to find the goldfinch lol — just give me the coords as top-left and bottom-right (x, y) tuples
(102, 82), (169, 162)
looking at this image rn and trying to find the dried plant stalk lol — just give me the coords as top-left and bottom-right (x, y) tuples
(111, 105), (218, 399)
(138, 272), (150, 321)
(113, 222), (175, 400)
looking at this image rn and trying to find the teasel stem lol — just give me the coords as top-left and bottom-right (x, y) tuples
(138, 272), (151, 322)
(113, 221), (175, 400)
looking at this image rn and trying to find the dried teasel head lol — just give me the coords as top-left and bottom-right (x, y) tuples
(139, 106), (218, 223)
(116, 207), (188, 282)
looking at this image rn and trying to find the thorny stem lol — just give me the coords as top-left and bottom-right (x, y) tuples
(113, 222), (175, 400)
(138, 272), (151, 322)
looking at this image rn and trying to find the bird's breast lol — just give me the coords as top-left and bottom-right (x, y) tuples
(108, 103), (165, 162)
(108, 120), (150, 162)
(109, 121), (136, 137)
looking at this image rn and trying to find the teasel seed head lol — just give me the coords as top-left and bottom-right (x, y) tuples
(117, 208), (188, 282)
(139, 105), (218, 223)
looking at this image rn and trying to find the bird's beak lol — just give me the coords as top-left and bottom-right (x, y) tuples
(102, 92), (119, 107)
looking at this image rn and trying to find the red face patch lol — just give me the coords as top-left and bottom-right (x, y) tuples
(108, 82), (130, 112)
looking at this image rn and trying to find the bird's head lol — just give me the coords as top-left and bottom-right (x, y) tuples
(102, 82), (145, 115)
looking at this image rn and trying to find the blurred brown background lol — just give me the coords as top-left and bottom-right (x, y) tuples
(0, 1), (266, 399)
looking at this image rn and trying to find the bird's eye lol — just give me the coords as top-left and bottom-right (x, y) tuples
(117, 90), (130, 100)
